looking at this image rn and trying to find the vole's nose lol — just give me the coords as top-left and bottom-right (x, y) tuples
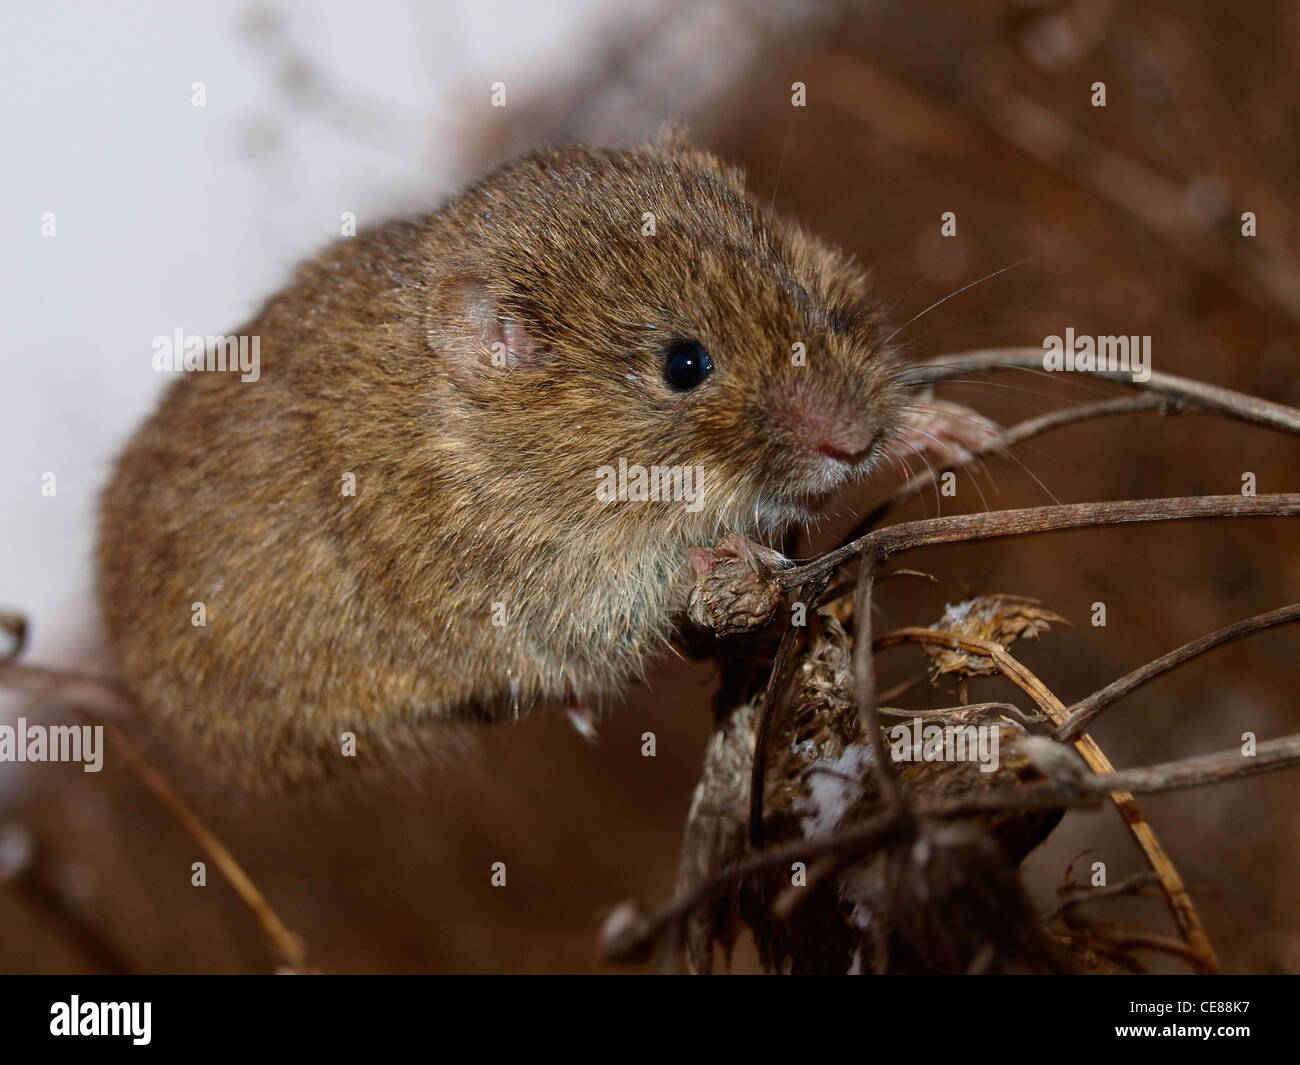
(771, 385), (880, 467)
(803, 408), (880, 466)
(817, 437), (876, 466)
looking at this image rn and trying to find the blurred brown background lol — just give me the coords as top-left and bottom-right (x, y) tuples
(3, 0), (1298, 973)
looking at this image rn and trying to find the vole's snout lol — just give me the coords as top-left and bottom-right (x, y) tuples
(815, 429), (879, 468)
(772, 385), (882, 472)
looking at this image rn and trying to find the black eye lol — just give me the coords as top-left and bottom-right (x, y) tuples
(663, 339), (713, 391)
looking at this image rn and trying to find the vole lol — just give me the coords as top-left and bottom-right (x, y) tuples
(97, 132), (906, 787)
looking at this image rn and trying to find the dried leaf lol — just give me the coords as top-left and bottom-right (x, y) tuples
(926, 594), (1070, 680)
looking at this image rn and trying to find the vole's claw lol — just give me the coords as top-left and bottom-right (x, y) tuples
(696, 532), (789, 577)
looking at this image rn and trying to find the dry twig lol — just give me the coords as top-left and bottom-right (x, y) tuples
(0, 658), (309, 972)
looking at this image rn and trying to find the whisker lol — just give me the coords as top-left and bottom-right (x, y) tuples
(961, 458), (993, 514)
(768, 112), (796, 216)
(900, 426), (993, 514)
(902, 361), (1119, 402)
(898, 442), (943, 516)
(880, 249), (1052, 350)
(989, 444), (1062, 506)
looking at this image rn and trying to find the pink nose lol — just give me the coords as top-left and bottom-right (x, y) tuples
(807, 409), (879, 465)
(817, 438), (876, 465)
(774, 389), (878, 465)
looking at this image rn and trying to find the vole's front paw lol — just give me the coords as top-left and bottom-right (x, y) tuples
(892, 396), (1001, 466)
(688, 532), (789, 577)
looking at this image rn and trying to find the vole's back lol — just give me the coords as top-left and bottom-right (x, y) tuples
(101, 222), (430, 784)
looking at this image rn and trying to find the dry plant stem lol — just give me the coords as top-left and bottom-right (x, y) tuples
(785, 494), (1300, 588)
(876, 627), (1071, 713)
(0, 660), (135, 720)
(103, 723), (308, 971)
(876, 675), (925, 705)
(1087, 734), (1300, 795)
(878, 700), (1028, 720)
(658, 806), (908, 948)
(1074, 927), (1213, 971)
(903, 349), (1300, 437)
(1057, 603), (1300, 740)
(640, 733), (1300, 961)
(15, 875), (137, 973)
(1046, 872), (1162, 921)
(747, 622), (803, 847)
(5, 835), (136, 973)
(769, 493), (1300, 970)
(938, 733), (1300, 813)
(852, 554), (904, 812)
(874, 626), (1219, 974)
(747, 574), (829, 846)
(0, 660), (309, 971)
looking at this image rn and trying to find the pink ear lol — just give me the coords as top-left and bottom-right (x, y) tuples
(490, 316), (539, 368)
(432, 276), (541, 375)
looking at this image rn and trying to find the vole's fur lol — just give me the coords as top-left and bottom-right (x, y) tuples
(97, 134), (903, 787)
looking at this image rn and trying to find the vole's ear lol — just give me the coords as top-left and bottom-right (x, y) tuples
(429, 275), (543, 377)
(656, 119), (694, 152)
(654, 121), (747, 195)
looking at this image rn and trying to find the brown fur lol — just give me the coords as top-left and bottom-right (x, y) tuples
(97, 135), (904, 787)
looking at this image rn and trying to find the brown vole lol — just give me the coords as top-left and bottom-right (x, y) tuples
(97, 133), (905, 787)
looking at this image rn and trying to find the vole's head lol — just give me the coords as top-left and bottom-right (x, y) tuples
(425, 134), (903, 543)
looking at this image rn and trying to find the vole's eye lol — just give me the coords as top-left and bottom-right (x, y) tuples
(663, 339), (713, 391)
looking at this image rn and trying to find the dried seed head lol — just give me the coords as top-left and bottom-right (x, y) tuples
(599, 900), (657, 964)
